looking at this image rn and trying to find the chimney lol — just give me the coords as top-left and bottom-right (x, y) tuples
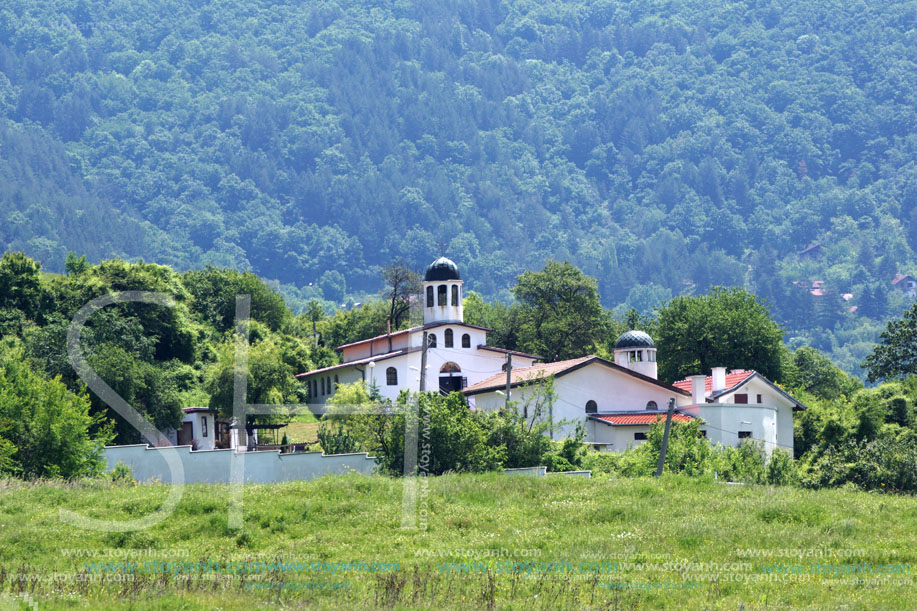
(690, 375), (706, 405)
(711, 367), (727, 392)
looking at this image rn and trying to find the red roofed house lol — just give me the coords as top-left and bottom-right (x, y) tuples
(672, 368), (805, 455)
(892, 274), (916, 297)
(465, 334), (805, 454)
(464, 331), (696, 452)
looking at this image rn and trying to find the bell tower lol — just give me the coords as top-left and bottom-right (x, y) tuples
(422, 257), (463, 324)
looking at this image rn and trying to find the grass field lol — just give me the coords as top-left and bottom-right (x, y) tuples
(0, 473), (915, 609)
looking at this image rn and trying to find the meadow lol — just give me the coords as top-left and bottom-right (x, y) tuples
(0, 473), (914, 609)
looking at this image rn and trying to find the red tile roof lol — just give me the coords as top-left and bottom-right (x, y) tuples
(892, 274), (915, 285)
(591, 413), (694, 426)
(672, 370), (755, 396)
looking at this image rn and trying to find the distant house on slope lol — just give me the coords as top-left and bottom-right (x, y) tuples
(891, 274), (916, 297)
(797, 243), (823, 259)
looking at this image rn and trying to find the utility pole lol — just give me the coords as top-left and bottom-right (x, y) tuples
(655, 398), (676, 477)
(504, 353), (512, 410)
(419, 331), (428, 392)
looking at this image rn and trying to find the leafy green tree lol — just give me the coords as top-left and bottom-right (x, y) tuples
(183, 266), (289, 333)
(653, 287), (785, 383)
(205, 337), (296, 418)
(0, 251), (44, 320)
(863, 302), (917, 382)
(511, 261), (608, 361)
(787, 346), (861, 400)
(88, 343), (183, 444)
(0, 341), (112, 478)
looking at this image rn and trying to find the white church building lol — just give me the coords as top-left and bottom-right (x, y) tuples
(297, 257), (805, 455)
(296, 257), (542, 405)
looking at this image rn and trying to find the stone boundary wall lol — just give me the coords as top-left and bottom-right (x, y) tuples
(102, 445), (378, 484)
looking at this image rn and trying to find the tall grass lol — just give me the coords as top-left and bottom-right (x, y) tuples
(0, 474), (914, 609)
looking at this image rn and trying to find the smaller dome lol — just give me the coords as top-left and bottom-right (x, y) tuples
(423, 257), (461, 282)
(615, 330), (655, 350)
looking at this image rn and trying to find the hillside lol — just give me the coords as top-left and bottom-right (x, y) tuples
(2, 0), (917, 372)
(1, 473), (914, 609)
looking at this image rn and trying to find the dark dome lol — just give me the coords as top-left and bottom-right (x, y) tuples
(423, 257), (461, 282)
(615, 330), (655, 350)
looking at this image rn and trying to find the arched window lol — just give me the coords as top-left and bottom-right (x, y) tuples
(646, 401), (658, 411)
(426, 286), (434, 307)
(321, 377), (325, 395)
(334, 374), (338, 388)
(451, 285), (459, 306)
(428, 333), (437, 347)
(461, 333), (470, 348)
(585, 400), (597, 414)
(386, 367), (398, 385)
(444, 328), (453, 347)
(440, 362), (461, 374)
(437, 284), (447, 306)
(327, 377), (332, 394)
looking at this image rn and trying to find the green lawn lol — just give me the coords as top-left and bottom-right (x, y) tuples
(0, 474), (914, 609)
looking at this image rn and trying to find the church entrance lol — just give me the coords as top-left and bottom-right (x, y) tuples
(439, 362), (465, 395)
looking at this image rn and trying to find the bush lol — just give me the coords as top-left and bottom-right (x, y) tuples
(378, 392), (504, 475)
(109, 461), (135, 484)
(317, 420), (358, 455)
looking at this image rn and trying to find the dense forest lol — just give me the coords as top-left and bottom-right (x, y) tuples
(1, 0), (916, 374)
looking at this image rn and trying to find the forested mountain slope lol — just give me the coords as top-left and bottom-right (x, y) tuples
(1, 0), (916, 372)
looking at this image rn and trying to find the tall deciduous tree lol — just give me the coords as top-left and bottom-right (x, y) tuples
(653, 287), (785, 383)
(511, 261), (608, 362)
(863, 302), (917, 382)
(381, 262), (420, 331)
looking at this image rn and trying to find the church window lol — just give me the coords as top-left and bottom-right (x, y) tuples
(426, 286), (434, 307)
(461, 333), (470, 348)
(428, 333), (437, 347)
(445, 329), (453, 347)
(585, 400), (598, 414)
(386, 367), (398, 385)
(321, 377), (325, 395)
(437, 284), (447, 306)
(646, 401), (658, 411)
(451, 285), (459, 306)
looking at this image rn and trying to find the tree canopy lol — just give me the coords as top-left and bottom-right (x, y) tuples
(653, 287), (785, 383)
(0, 0), (915, 374)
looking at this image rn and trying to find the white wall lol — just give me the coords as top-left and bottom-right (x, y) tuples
(102, 445), (378, 484)
(471, 362), (689, 440)
(692, 376), (797, 455)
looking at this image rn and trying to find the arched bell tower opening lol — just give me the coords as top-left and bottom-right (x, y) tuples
(422, 257), (464, 324)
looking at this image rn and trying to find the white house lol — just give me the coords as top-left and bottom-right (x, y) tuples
(295, 257), (541, 409)
(465, 330), (805, 455)
(673, 368), (805, 456)
(163, 407), (255, 451)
